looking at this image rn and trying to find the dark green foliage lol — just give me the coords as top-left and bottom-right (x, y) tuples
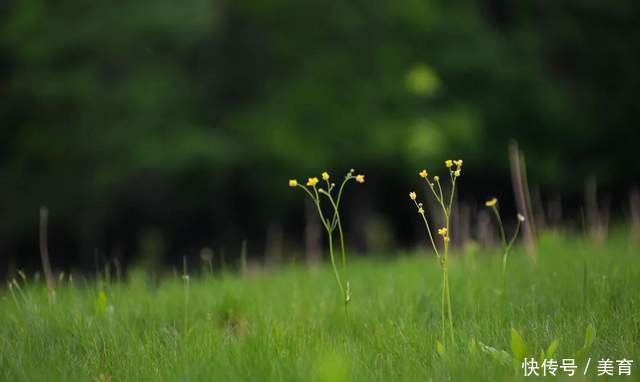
(0, 0), (638, 267)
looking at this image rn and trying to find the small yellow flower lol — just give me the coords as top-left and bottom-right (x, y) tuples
(445, 160), (453, 168)
(517, 213), (526, 222)
(355, 174), (365, 183)
(454, 169), (461, 177)
(289, 179), (298, 187)
(485, 198), (498, 207)
(437, 227), (448, 236)
(409, 191), (417, 200)
(419, 169), (428, 178)
(433, 176), (440, 182)
(444, 236), (450, 242)
(307, 177), (319, 187)
(454, 159), (463, 167)
(418, 207), (424, 214)
(322, 171), (330, 181)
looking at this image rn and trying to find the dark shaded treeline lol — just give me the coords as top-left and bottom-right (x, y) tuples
(0, 0), (639, 277)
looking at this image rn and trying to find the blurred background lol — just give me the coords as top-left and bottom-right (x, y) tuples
(1, 0), (639, 278)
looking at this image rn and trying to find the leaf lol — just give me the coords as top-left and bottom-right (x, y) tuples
(478, 341), (513, 366)
(436, 340), (446, 357)
(95, 291), (108, 316)
(584, 323), (596, 347)
(510, 328), (528, 367)
(469, 338), (478, 355)
(575, 323), (596, 361)
(546, 339), (559, 359)
(538, 349), (546, 364)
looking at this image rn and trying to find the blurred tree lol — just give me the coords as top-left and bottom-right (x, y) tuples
(0, 0), (638, 272)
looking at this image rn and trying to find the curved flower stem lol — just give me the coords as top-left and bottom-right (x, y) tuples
(336, 218), (346, 270)
(447, 175), (457, 215)
(501, 218), (523, 293)
(413, 200), (440, 258)
(327, 230), (346, 303)
(298, 184), (347, 304)
(321, 188), (348, 270)
(436, 179), (445, 203)
(425, 181), (442, 204)
(442, 174), (457, 347)
(441, 268), (446, 345)
(444, 262), (454, 345)
(490, 206), (508, 249)
(413, 163), (462, 349)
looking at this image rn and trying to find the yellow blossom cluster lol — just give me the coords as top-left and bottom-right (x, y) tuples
(289, 170), (365, 190)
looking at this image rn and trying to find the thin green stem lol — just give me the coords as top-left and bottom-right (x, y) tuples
(183, 275), (190, 336)
(491, 206), (508, 249)
(441, 269), (446, 345)
(447, 176), (457, 215)
(501, 218), (522, 296)
(443, 234), (455, 346)
(337, 219), (346, 269)
(436, 179), (444, 204)
(320, 188), (347, 269)
(413, 200), (440, 258)
(312, 187), (331, 232)
(444, 267), (454, 345)
(297, 183), (348, 305)
(334, 176), (352, 210)
(505, 219), (522, 255)
(327, 231), (346, 303)
(425, 180), (442, 204)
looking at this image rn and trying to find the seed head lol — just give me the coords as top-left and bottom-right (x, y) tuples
(517, 213), (526, 222)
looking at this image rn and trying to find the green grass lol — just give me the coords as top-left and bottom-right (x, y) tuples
(1, 230), (639, 381)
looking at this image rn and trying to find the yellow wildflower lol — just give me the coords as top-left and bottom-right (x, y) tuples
(485, 198), (498, 207)
(454, 159), (463, 167)
(418, 207), (424, 214)
(437, 227), (448, 236)
(355, 174), (365, 183)
(434, 176), (440, 182)
(322, 171), (330, 181)
(307, 177), (319, 187)
(454, 169), (461, 177)
(419, 169), (428, 178)
(445, 160), (453, 168)
(409, 191), (417, 200)
(288, 179), (298, 187)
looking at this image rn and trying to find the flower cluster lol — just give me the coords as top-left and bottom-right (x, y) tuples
(408, 159), (463, 349)
(289, 169), (365, 306)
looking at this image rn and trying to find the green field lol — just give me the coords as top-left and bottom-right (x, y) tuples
(1, 230), (639, 381)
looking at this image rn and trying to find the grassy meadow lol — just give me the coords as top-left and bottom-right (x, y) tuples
(1, 229), (639, 381)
